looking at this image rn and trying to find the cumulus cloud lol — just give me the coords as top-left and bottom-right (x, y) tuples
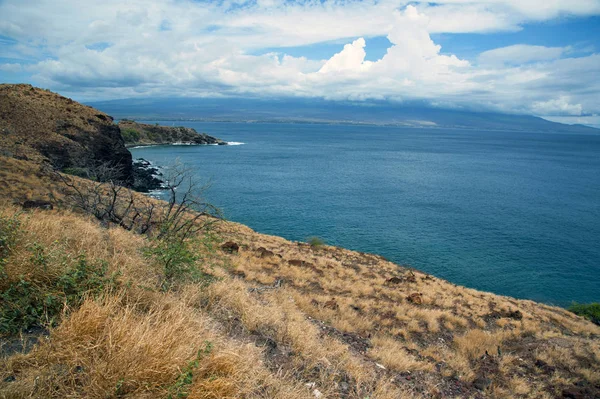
(0, 0), (599, 117)
(319, 38), (372, 74)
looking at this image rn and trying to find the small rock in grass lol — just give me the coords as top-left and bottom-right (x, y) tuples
(221, 241), (239, 254)
(473, 377), (491, 391)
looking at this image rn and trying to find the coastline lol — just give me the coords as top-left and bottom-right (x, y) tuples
(126, 142), (229, 149)
(1, 84), (598, 398)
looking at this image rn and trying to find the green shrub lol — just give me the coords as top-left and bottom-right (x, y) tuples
(145, 235), (198, 284)
(307, 236), (325, 248)
(144, 231), (217, 290)
(0, 213), (21, 275)
(0, 252), (119, 335)
(1, 217), (119, 335)
(167, 341), (213, 399)
(568, 302), (600, 325)
(121, 128), (140, 143)
(62, 167), (90, 178)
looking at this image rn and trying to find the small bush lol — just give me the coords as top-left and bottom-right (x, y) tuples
(307, 236), (325, 248)
(62, 167), (90, 178)
(167, 341), (213, 399)
(568, 302), (600, 325)
(0, 252), (119, 335)
(0, 213), (21, 273)
(121, 128), (140, 143)
(144, 231), (217, 290)
(145, 235), (198, 285)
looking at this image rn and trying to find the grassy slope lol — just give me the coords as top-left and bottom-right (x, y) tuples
(0, 156), (599, 399)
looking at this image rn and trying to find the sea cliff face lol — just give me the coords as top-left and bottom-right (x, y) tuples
(0, 84), (133, 184)
(118, 120), (226, 146)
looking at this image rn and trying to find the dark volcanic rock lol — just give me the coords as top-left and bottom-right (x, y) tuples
(256, 247), (275, 258)
(485, 308), (523, 321)
(562, 387), (588, 399)
(385, 276), (403, 285)
(132, 158), (164, 192)
(407, 292), (423, 305)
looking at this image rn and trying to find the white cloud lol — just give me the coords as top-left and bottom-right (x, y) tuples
(478, 44), (566, 65)
(0, 0), (598, 117)
(418, 0), (600, 33)
(319, 38), (372, 73)
(532, 96), (583, 116)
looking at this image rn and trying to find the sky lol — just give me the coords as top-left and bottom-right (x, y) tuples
(1, 0), (599, 125)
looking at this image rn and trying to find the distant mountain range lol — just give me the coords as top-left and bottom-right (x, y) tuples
(89, 97), (600, 134)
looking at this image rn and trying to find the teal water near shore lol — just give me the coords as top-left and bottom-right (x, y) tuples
(131, 122), (600, 306)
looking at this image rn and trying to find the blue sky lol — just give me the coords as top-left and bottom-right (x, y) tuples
(1, 0), (599, 125)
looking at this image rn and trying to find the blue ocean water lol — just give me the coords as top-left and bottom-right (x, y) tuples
(131, 122), (600, 307)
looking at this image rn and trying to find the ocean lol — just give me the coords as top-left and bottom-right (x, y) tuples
(130, 122), (600, 307)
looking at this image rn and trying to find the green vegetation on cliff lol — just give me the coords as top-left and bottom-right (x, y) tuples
(118, 120), (226, 146)
(569, 302), (600, 325)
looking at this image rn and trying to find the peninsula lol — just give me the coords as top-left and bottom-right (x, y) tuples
(119, 119), (226, 147)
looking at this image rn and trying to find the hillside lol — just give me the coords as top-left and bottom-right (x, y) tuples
(0, 84), (133, 184)
(119, 120), (226, 147)
(0, 86), (599, 399)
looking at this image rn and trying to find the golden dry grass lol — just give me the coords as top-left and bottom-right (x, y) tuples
(1, 156), (599, 398)
(216, 215), (600, 397)
(1, 294), (313, 399)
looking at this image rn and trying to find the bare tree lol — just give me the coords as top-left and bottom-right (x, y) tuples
(157, 163), (221, 242)
(52, 161), (220, 239)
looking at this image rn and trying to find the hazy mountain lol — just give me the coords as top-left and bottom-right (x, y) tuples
(89, 97), (599, 134)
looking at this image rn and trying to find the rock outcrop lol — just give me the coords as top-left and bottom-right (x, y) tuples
(0, 84), (133, 184)
(118, 120), (226, 146)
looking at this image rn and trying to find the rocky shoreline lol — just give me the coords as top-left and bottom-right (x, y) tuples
(132, 158), (165, 192)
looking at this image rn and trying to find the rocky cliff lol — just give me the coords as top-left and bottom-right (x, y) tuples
(0, 84), (133, 184)
(119, 120), (226, 146)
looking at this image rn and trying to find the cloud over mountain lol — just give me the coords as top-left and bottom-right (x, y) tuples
(1, 0), (599, 118)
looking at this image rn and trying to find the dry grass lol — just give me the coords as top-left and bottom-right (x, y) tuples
(1, 294), (311, 399)
(369, 336), (433, 372)
(0, 204), (408, 398)
(0, 157), (61, 205)
(0, 205), (159, 289)
(189, 280), (387, 397)
(1, 156), (599, 398)
(454, 329), (513, 361)
(217, 214), (600, 397)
